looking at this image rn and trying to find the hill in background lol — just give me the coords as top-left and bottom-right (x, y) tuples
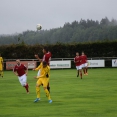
(0, 17), (117, 45)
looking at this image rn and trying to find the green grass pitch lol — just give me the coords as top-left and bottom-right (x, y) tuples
(0, 68), (117, 117)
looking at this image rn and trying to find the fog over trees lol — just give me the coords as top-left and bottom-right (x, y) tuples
(0, 17), (117, 45)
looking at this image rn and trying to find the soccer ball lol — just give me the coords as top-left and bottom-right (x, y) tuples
(36, 24), (42, 30)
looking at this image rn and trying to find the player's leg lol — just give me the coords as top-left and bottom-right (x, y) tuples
(34, 79), (42, 102)
(22, 74), (29, 93)
(0, 71), (3, 78)
(85, 67), (88, 75)
(77, 70), (79, 77)
(83, 68), (85, 75)
(43, 78), (52, 103)
(79, 69), (82, 79)
(85, 63), (88, 75)
(0, 66), (3, 77)
(76, 66), (79, 77)
(47, 83), (50, 93)
(24, 83), (29, 93)
(79, 65), (82, 79)
(19, 74), (29, 93)
(1, 70), (3, 77)
(82, 64), (85, 75)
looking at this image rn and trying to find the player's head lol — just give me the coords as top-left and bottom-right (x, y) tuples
(76, 52), (79, 56)
(82, 51), (85, 55)
(16, 59), (20, 65)
(42, 47), (48, 54)
(42, 61), (47, 68)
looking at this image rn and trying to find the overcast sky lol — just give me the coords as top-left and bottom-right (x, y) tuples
(0, 0), (117, 35)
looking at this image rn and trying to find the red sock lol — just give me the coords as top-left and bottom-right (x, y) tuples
(80, 72), (82, 79)
(83, 69), (85, 74)
(24, 83), (29, 93)
(86, 68), (88, 73)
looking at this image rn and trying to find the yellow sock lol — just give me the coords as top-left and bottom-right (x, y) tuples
(36, 87), (40, 98)
(44, 89), (51, 100)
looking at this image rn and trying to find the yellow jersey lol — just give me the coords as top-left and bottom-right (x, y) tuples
(35, 62), (42, 71)
(37, 65), (50, 79)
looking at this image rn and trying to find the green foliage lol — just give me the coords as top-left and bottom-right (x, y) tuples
(0, 41), (117, 59)
(0, 17), (117, 45)
(0, 69), (117, 117)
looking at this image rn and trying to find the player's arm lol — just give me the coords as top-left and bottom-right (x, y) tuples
(74, 58), (76, 63)
(74, 60), (79, 63)
(34, 73), (45, 79)
(13, 71), (18, 76)
(80, 56), (82, 63)
(33, 67), (40, 71)
(37, 71), (46, 78)
(13, 68), (18, 76)
(33, 63), (42, 71)
(34, 54), (42, 62)
(25, 69), (28, 76)
(24, 65), (28, 76)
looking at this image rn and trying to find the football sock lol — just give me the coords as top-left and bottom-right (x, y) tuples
(36, 87), (40, 98)
(47, 83), (50, 93)
(44, 89), (51, 100)
(80, 72), (82, 79)
(47, 86), (50, 93)
(83, 69), (85, 74)
(86, 68), (88, 73)
(77, 71), (79, 77)
(24, 83), (29, 93)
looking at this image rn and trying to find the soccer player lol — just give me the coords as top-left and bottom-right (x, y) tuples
(35, 47), (51, 65)
(13, 59), (29, 94)
(0, 54), (4, 78)
(34, 47), (51, 92)
(81, 51), (88, 75)
(74, 52), (82, 79)
(34, 61), (52, 103)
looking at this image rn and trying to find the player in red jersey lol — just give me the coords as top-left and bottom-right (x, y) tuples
(34, 47), (51, 92)
(35, 47), (51, 65)
(13, 59), (29, 94)
(81, 51), (88, 75)
(74, 52), (82, 79)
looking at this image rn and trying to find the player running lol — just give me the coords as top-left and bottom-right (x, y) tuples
(74, 52), (82, 79)
(0, 54), (3, 78)
(34, 47), (51, 92)
(13, 59), (29, 94)
(34, 61), (52, 103)
(81, 51), (88, 75)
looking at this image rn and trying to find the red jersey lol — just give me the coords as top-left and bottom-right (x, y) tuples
(42, 52), (52, 65)
(80, 55), (87, 64)
(74, 56), (82, 66)
(13, 64), (27, 76)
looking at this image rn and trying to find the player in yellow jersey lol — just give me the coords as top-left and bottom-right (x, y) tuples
(33, 61), (52, 103)
(0, 54), (4, 78)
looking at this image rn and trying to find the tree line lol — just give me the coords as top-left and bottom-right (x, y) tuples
(0, 17), (117, 45)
